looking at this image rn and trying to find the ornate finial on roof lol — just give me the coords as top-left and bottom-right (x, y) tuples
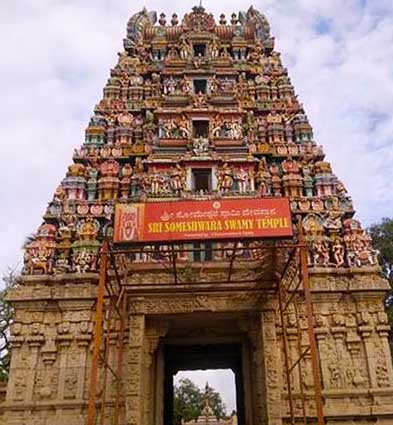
(124, 8), (157, 53)
(171, 13), (179, 26)
(219, 13), (226, 25)
(192, 4), (205, 14)
(182, 5), (215, 31)
(159, 12), (166, 26)
(244, 6), (271, 40)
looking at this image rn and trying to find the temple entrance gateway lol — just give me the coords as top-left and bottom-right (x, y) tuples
(165, 345), (244, 425)
(127, 308), (266, 425)
(88, 237), (328, 425)
(161, 314), (250, 425)
(3, 5), (393, 425)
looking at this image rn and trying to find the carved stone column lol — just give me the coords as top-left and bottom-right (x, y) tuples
(25, 322), (45, 404)
(125, 314), (145, 425)
(241, 315), (263, 425)
(4, 321), (37, 424)
(154, 344), (165, 425)
(75, 318), (93, 400)
(144, 320), (170, 425)
(375, 311), (393, 384)
(261, 308), (282, 425)
(358, 311), (377, 389)
(372, 310), (393, 410)
(314, 313), (329, 391)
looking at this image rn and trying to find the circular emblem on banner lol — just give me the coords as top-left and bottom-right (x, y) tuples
(213, 201), (221, 210)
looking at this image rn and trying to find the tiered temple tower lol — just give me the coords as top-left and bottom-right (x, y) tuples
(2, 6), (393, 425)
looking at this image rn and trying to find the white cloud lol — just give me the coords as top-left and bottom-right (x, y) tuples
(0, 1), (392, 269)
(0, 2), (392, 267)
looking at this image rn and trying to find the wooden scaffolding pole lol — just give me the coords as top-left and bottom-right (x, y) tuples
(298, 218), (325, 425)
(87, 240), (109, 425)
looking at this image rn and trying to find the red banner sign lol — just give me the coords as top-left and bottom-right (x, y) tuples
(113, 198), (293, 243)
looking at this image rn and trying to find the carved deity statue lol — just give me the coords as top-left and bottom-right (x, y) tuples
(169, 164), (186, 195)
(149, 167), (165, 195)
(216, 163), (234, 194)
(192, 137), (209, 156)
(179, 38), (192, 60)
(331, 235), (345, 267)
(208, 37), (220, 59)
(256, 158), (272, 196)
(235, 167), (250, 194)
(130, 158), (145, 197)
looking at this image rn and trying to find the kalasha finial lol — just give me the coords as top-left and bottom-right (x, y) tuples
(192, 2), (205, 13)
(219, 13), (226, 25)
(159, 13), (166, 26)
(171, 13), (179, 26)
(231, 13), (238, 25)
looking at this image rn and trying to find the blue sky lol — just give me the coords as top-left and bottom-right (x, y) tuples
(1, 0), (393, 412)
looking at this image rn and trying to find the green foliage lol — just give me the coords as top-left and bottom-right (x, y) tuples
(174, 378), (202, 425)
(368, 218), (393, 335)
(368, 217), (393, 282)
(173, 378), (228, 425)
(0, 269), (18, 382)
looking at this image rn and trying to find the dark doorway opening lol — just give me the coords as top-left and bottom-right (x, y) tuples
(193, 44), (206, 57)
(194, 79), (208, 94)
(192, 168), (211, 192)
(163, 343), (246, 425)
(193, 120), (209, 138)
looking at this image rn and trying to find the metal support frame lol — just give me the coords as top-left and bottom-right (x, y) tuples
(277, 219), (325, 425)
(87, 240), (127, 425)
(86, 222), (325, 425)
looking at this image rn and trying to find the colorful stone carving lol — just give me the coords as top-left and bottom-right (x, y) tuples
(71, 218), (100, 273)
(98, 160), (120, 201)
(23, 6), (376, 274)
(169, 164), (186, 196)
(23, 224), (57, 275)
(217, 163), (234, 194)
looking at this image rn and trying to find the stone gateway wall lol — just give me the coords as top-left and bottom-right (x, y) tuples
(2, 269), (393, 424)
(2, 5), (393, 425)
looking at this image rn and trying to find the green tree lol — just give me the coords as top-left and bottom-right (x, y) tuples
(368, 218), (393, 347)
(368, 217), (393, 283)
(174, 378), (202, 425)
(0, 269), (18, 382)
(173, 378), (228, 425)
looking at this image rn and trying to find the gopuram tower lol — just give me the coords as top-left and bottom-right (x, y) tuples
(2, 6), (393, 425)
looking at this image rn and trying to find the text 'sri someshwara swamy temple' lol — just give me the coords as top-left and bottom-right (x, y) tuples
(2, 5), (393, 425)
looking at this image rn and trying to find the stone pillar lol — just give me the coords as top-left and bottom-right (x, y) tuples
(261, 308), (282, 425)
(126, 314), (145, 425)
(155, 345), (165, 425)
(186, 168), (192, 190)
(4, 327), (39, 424)
(358, 311), (378, 389)
(376, 311), (393, 381)
(75, 318), (92, 401)
(144, 321), (170, 425)
(314, 313), (329, 393)
(212, 165), (218, 190)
